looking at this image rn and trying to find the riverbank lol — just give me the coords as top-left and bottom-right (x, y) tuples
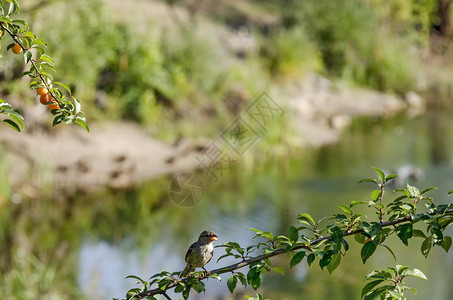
(0, 73), (423, 199)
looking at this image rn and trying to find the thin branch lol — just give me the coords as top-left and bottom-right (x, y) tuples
(0, 22), (60, 105)
(139, 208), (453, 298)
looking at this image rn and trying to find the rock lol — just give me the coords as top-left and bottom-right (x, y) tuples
(288, 74), (407, 147)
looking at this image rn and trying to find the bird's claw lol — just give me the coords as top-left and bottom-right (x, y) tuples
(202, 268), (211, 277)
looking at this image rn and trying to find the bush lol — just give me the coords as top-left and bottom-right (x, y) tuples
(258, 26), (323, 80)
(282, 0), (419, 93)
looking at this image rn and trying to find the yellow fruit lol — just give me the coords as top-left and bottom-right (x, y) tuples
(36, 87), (48, 96)
(48, 100), (60, 111)
(12, 43), (22, 54)
(40, 94), (52, 105)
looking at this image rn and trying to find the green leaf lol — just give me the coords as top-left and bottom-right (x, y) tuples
(412, 229), (427, 238)
(307, 253), (315, 267)
(192, 280), (205, 293)
(338, 204), (353, 215)
(386, 267), (397, 277)
(361, 241), (377, 264)
(350, 200), (368, 207)
(354, 233), (366, 244)
(441, 236), (452, 252)
(54, 81), (72, 95)
(174, 283), (185, 293)
(406, 184), (420, 198)
(125, 275), (146, 282)
(3, 119), (22, 132)
(247, 268), (261, 290)
(401, 268), (428, 280)
(359, 178), (378, 184)
(372, 166), (385, 182)
(380, 245), (396, 261)
(448, 189), (453, 196)
(290, 251), (305, 268)
(227, 275), (237, 293)
(74, 117), (90, 133)
(237, 272), (247, 286)
(396, 223), (413, 246)
(319, 250), (334, 269)
(370, 190), (381, 201)
(364, 286), (388, 300)
(7, 2), (16, 15)
(327, 253), (341, 274)
(420, 187), (437, 195)
(385, 174), (398, 183)
(421, 236), (433, 258)
(361, 222), (382, 240)
(261, 232), (274, 240)
(182, 286), (190, 299)
(361, 279), (384, 298)
(271, 266), (285, 276)
(288, 226), (299, 243)
(207, 273), (221, 281)
(297, 213), (315, 227)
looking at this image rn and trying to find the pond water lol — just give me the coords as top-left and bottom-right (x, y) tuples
(5, 110), (451, 299)
(72, 110), (453, 300)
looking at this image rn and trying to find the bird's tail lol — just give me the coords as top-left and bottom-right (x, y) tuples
(180, 264), (193, 277)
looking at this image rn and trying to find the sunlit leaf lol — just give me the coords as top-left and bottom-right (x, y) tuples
(338, 204), (353, 215)
(3, 119), (21, 132)
(401, 268), (427, 280)
(385, 174), (398, 183)
(371, 166), (385, 182)
(297, 213), (315, 227)
(271, 266), (285, 276)
(54, 81), (72, 95)
(370, 190), (381, 201)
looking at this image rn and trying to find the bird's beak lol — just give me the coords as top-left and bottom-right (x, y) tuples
(210, 236), (218, 241)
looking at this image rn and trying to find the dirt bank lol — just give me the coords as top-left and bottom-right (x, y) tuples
(0, 74), (423, 198)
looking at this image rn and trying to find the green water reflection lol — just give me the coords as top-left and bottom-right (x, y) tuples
(2, 111), (453, 299)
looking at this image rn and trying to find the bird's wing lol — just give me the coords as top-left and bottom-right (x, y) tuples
(185, 242), (197, 262)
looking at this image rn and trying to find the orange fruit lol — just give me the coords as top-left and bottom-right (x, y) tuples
(40, 93), (52, 105)
(48, 100), (60, 111)
(12, 43), (22, 54)
(0, 30), (3, 38)
(36, 87), (48, 95)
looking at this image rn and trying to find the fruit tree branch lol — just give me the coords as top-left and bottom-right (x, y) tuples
(139, 208), (453, 298)
(0, 22), (60, 105)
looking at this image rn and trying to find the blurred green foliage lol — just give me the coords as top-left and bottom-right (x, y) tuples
(280, 0), (423, 93)
(1, 0), (446, 132)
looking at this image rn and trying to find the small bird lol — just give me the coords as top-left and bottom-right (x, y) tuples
(180, 230), (218, 277)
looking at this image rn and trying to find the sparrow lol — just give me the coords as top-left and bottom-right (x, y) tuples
(180, 230), (218, 277)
